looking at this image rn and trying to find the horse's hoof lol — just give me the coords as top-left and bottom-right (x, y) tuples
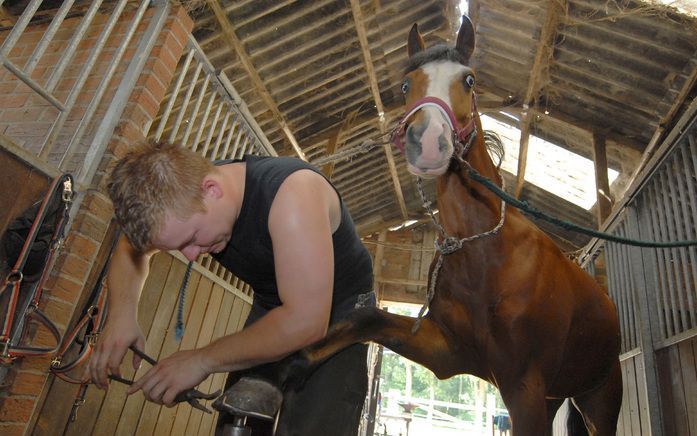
(211, 377), (283, 421)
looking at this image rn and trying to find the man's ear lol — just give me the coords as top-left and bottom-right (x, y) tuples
(201, 177), (223, 199)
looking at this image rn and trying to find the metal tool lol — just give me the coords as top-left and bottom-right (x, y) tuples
(108, 345), (221, 413)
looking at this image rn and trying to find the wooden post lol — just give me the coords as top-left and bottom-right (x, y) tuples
(373, 229), (387, 302)
(592, 131), (613, 225)
(515, 111), (532, 198)
(321, 130), (340, 178)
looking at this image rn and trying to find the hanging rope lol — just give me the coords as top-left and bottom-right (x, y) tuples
(458, 158), (697, 248)
(310, 136), (390, 167)
(175, 261), (193, 342)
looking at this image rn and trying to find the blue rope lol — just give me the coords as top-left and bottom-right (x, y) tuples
(175, 261), (193, 342)
(462, 162), (697, 248)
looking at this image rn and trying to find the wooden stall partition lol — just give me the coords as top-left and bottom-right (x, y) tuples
(656, 335), (697, 436)
(615, 352), (650, 436)
(31, 252), (251, 436)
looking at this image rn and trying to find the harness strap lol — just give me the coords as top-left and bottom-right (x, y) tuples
(1, 174), (73, 361)
(50, 229), (119, 382)
(391, 95), (478, 153)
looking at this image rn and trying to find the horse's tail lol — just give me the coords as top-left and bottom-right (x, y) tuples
(566, 400), (589, 436)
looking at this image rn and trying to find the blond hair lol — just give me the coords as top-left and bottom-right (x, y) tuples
(107, 141), (215, 252)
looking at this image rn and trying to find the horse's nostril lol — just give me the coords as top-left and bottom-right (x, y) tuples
(406, 124), (419, 144)
(439, 132), (450, 152)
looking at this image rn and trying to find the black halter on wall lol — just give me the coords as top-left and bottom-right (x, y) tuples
(0, 173), (74, 364)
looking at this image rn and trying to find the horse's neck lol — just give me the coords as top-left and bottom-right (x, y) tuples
(436, 138), (503, 239)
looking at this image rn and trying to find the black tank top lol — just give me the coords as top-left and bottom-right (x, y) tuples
(212, 155), (373, 321)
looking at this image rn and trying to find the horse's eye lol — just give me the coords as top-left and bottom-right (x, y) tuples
(464, 75), (475, 88)
(401, 81), (409, 94)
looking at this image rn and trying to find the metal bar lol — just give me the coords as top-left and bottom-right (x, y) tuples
(181, 74), (210, 148)
(201, 100), (224, 157)
(38, 0), (130, 160)
(218, 71), (277, 156)
(670, 152), (696, 329)
(0, 0), (43, 57)
(640, 197), (668, 340)
(191, 85), (217, 152)
(659, 169), (689, 333)
(23, 0), (76, 75)
(219, 115), (238, 160)
(680, 139), (697, 327)
(606, 243), (626, 351)
(154, 48), (195, 141)
(229, 123), (244, 158)
(236, 135), (250, 159)
(78, 0), (171, 185)
(61, 0), (151, 170)
(618, 238), (634, 350)
(656, 177), (682, 334)
(611, 239), (630, 352)
(619, 227), (638, 349)
(168, 62), (203, 143)
(0, 57), (65, 110)
(625, 205), (665, 436)
(209, 109), (231, 160)
(648, 181), (675, 339)
(45, 0), (103, 92)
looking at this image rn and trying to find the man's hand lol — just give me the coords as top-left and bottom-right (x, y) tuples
(86, 314), (145, 390)
(127, 349), (211, 407)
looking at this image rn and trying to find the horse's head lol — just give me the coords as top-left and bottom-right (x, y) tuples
(393, 16), (477, 178)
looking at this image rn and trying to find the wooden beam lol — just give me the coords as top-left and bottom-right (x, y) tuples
(349, 0), (408, 220)
(205, 0), (307, 161)
(322, 129), (340, 178)
(592, 131), (612, 225)
(372, 230), (387, 301)
(515, 110), (532, 197)
(515, 0), (565, 196)
(0, 6), (17, 27)
(623, 64), (697, 191)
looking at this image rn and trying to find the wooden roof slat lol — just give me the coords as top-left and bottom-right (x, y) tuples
(205, 0), (307, 160)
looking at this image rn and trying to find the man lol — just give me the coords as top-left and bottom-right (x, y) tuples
(87, 141), (375, 436)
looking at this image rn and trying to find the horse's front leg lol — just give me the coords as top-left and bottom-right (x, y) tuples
(287, 306), (463, 381)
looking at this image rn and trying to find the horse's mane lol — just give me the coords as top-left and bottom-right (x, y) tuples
(483, 131), (505, 170)
(405, 44), (467, 74)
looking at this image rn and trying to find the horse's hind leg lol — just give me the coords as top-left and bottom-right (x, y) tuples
(292, 307), (463, 379)
(571, 360), (622, 435)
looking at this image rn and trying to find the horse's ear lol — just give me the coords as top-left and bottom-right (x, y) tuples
(455, 15), (475, 63)
(407, 23), (425, 58)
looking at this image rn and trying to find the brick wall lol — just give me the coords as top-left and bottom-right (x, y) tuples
(0, 5), (193, 435)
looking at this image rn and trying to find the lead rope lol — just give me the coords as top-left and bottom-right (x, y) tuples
(175, 261), (193, 342)
(411, 176), (507, 334)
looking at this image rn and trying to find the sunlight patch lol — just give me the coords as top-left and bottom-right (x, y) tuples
(480, 115), (619, 210)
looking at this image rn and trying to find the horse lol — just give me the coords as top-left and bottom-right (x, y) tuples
(287, 16), (623, 436)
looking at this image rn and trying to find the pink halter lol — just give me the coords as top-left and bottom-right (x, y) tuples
(391, 95), (478, 156)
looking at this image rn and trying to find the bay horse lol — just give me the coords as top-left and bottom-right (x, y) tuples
(290, 16), (622, 435)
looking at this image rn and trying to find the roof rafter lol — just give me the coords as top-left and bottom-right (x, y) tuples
(349, 0), (408, 220)
(515, 0), (566, 197)
(205, 0), (307, 160)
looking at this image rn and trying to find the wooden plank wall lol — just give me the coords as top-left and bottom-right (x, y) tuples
(363, 224), (436, 305)
(31, 252), (251, 436)
(616, 353), (650, 436)
(550, 353), (651, 436)
(657, 335), (697, 436)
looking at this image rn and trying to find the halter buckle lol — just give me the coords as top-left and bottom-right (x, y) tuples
(62, 178), (74, 203)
